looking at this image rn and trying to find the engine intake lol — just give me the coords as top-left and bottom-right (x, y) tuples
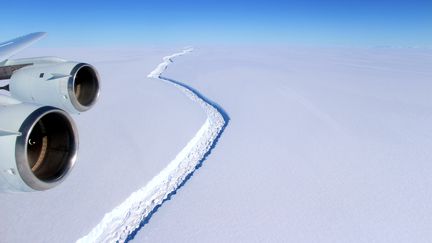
(16, 106), (78, 190)
(69, 64), (100, 112)
(0, 104), (78, 192)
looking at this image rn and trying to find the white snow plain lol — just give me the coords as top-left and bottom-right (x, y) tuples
(131, 47), (432, 242)
(1, 46), (432, 243)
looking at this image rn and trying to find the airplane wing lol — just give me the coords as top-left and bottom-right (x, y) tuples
(0, 32), (47, 63)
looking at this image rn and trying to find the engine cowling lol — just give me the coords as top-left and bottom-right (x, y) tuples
(9, 62), (100, 114)
(0, 103), (78, 192)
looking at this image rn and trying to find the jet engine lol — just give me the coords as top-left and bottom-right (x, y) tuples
(9, 61), (100, 114)
(0, 103), (78, 192)
(0, 32), (100, 192)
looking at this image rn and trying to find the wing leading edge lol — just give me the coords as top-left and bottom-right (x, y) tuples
(0, 32), (47, 63)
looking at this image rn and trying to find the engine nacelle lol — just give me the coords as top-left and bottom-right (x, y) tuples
(0, 103), (78, 192)
(9, 61), (100, 114)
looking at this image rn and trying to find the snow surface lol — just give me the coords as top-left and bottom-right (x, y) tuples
(132, 47), (432, 242)
(1, 46), (431, 243)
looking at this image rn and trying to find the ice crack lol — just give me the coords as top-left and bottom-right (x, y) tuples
(77, 49), (228, 243)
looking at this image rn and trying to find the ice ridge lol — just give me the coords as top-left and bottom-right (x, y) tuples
(77, 49), (227, 243)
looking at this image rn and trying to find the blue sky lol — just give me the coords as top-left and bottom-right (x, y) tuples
(1, 0), (431, 47)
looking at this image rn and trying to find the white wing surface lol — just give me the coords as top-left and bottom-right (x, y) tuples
(0, 32), (46, 62)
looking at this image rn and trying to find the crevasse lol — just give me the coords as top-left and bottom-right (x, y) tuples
(77, 49), (227, 243)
